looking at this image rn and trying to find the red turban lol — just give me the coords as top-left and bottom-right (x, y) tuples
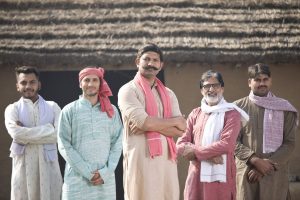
(79, 67), (114, 118)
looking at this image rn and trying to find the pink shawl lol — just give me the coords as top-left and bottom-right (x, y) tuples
(134, 72), (177, 160)
(79, 67), (114, 118)
(249, 91), (298, 153)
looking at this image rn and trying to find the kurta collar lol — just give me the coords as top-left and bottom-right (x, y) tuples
(79, 96), (100, 107)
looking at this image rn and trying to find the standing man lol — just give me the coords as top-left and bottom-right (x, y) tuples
(118, 43), (186, 200)
(235, 63), (298, 200)
(58, 67), (123, 200)
(4, 66), (62, 200)
(176, 70), (249, 200)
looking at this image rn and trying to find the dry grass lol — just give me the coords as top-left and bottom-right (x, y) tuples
(0, 0), (299, 67)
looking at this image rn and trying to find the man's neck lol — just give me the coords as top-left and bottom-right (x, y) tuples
(83, 95), (98, 106)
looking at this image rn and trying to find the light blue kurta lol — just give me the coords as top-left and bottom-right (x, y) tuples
(57, 98), (123, 200)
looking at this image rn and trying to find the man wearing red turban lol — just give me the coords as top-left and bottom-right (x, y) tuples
(58, 67), (123, 200)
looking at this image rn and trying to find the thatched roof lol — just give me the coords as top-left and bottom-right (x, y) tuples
(0, 0), (299, 70)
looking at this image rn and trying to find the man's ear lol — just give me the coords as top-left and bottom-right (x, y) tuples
(248, 78), (251, 87)
(135, 58), (140, 67)
(16, 83), (20, 92)
(160, 62), (164, 69)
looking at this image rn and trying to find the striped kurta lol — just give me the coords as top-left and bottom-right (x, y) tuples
(58, 98), (123, 200)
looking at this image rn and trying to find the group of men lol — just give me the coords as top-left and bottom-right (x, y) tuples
(4, 43), (298, 200)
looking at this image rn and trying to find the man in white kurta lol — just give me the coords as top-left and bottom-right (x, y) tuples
(4, 66), (62, 200)
(118, 43), (186, 200)
(58, 67), (123, 200)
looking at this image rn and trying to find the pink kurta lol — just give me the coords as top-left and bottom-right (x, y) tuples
(176, 107), (241, 200)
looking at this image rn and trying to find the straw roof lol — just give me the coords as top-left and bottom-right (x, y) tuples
(0, 0), (299, 69)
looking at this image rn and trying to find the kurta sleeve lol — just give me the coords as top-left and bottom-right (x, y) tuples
(118, 83), (148, 129)
(234, 99), (256, 163)
(57, 105), (94, 181)
(269, 111), (297, 166)
(234, 127), (256, 163)
(4, 103), (57, 144)
(194, 110), (241, 161)
(98, 106), (123, 183)
(176, 108), (197, 155)
(168, 89), (182, 117)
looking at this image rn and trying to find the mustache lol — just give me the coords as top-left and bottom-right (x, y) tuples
(258, 86), (267, 89)
(143, 65), (160, 71)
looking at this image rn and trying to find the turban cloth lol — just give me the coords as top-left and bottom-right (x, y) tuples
(79, 67), (114, 118)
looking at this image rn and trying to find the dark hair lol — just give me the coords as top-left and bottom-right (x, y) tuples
(136, 43), (163, 62)
(199, 70), (224, 89)
(248, 63), (271, 79)
(15, 66), (40, 80)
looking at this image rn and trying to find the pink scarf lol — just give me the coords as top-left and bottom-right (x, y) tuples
(249, 91), (298, 153)
(79, 67), (114, 118)
(134, 72), (177, 160)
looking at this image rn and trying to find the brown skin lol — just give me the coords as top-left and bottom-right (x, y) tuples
(16, 73), (41, 103)
(80, 74), (101, 106)
(248, 74), (272, 97)
(135, 51), (163, 86)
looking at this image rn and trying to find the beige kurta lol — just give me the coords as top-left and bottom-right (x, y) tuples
(118, 80), (181, 200)
(4, 98), (63, 200)
(234, 96), (297, 200)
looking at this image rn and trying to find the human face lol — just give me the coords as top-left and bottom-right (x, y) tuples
(136, 51), (163, 81)
(201, 77), (224, 106)
(16, 73), (40, 102)
(248, 74), (272, 97)
(80, 74), (100, 98)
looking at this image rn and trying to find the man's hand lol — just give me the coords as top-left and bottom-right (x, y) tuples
(90, 171), (104, 186)
(182, 144), (196, 161)
(248, 168), (263, 183)
(174, 116), (186, 132)
(207, 155), (223, 165)
(249, 156), (276, 176)
(129, 121), (143, 135)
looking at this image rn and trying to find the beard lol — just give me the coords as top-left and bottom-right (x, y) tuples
(204, 93), (223, 105)
(22, 89), (38, 98)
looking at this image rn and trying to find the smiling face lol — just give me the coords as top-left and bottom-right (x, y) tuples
(201, 77), (224, 106)
(16, 73), (40, 102)
(248, 73), (272, 97)
(80, 74), (101, 98)
(136, 51), (163, 81)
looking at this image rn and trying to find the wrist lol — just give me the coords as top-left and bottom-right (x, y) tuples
(248, 154), (259, 165)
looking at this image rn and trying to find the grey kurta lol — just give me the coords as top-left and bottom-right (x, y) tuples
(118, 80), (181, 200)
(234, 96), (297, 200)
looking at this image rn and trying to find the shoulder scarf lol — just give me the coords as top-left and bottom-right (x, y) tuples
(200, 97), (249, 182)
(14, 95), (57, 162)
(249, 91), (298, 153)
(134, 72), (177, 160)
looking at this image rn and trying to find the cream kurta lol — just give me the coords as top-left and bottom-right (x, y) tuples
(118, 80), (181, 200)
(4, 98), (62, 200)
(234, 96), (297, 200)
